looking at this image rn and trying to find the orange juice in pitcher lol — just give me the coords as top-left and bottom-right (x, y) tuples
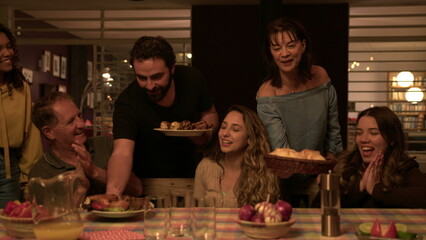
(29, 171), (85, 240)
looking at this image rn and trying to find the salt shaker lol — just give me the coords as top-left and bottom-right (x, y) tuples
(320, 170), (341, 237)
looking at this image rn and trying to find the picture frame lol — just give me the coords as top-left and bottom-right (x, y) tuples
(87, 61), (93, 81)
(22, 68), (33, 83)
(58, 84), (67, 93)
(60, 56), (67, 79)
(52, 55), (60, 77)
(43, 50), (51, 72)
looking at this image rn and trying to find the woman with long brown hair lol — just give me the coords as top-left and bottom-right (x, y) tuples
(335, 106), (426, 208)
(193, 105), (280, 207)
(0, 24), (42, 207)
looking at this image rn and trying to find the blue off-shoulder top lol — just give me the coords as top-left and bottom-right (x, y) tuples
(256, 81), (343, 155)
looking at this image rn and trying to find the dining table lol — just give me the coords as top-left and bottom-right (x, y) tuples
(0, 208), (425, 240)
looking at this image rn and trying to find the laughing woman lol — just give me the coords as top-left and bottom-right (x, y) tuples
(335, 106), (426, 208)
(0, 24), (42, 207)
(193, 105), (280, 207)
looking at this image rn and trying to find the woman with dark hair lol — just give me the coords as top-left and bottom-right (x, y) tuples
(335, 106), (426, 208)
(193, 105), (280, 207)
(0, 24), (42, 207)
(256, 17), (342, 206)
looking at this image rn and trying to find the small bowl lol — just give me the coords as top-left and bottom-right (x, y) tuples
(0, 211), (35, 238)
(237, 218), (296, 239)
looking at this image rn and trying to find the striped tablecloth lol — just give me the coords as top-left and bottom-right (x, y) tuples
(0, 208), (425, 239)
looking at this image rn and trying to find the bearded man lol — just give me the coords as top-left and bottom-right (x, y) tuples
(106, 36), (218, 197)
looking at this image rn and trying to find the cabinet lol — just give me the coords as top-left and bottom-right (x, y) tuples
(388, 72), (426, 131)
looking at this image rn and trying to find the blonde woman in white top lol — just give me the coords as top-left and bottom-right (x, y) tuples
(193, 105), (279, 207)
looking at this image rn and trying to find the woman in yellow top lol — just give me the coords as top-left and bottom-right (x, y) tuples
(0, 24), (42, 207)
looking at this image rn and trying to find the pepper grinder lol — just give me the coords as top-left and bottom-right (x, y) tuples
(320, 170), (341, 237)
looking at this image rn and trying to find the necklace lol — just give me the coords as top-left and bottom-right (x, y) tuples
(287, 85), (298, 93)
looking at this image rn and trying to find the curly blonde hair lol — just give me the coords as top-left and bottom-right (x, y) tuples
(336, 106), (415, 194)
(207, 105), (280, 206)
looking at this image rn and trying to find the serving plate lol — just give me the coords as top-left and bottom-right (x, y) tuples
(355, 231), (422, 240)
(91, 209), (145, 218)
(154, 128), (213, 137)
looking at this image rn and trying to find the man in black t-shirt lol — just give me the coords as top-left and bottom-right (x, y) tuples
(106, 36), (218, 197)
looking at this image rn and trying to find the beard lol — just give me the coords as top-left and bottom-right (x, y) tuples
(144, 72), (173, 102)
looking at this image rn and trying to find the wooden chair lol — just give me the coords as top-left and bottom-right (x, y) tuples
(141, 178), (194, 206)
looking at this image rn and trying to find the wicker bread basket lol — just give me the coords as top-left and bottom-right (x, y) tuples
(0, 211), (35, 238)
(265, 154), (337, 177)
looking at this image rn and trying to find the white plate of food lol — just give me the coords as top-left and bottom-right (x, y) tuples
(154, 128), (213, 137)
(84, 194), (150, 218)
(91, 209), (145, 218)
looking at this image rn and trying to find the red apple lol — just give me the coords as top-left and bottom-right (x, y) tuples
(251, 213), (265, 223)
(275, 200), (292, 221)
(239, 204), (255, 221)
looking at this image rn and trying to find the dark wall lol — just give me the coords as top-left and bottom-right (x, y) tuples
(68, 45), (89, 107)
(192, 4), (349, 146)
(192, 6), (261, 119)
(15, 10), (94, 105)
(19, 45), (68, 101)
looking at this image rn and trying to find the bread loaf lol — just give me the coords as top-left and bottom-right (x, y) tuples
(270, 148), (325, 160)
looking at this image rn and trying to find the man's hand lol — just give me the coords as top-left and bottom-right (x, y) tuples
(359, 153), (383, 194)
(72, 142), (95, 178)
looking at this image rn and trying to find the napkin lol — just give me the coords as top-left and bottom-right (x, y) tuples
(79, 229), (144, 240)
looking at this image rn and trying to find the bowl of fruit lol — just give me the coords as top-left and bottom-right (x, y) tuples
(0, 200), (35, 238)
(357, 220), (421, 240)
(237, 199), (295, 239)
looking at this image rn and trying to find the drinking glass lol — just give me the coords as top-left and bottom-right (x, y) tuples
(143, 195), (170, 240)
(169, 190), (192, 237)
(191, 195), (216, 240)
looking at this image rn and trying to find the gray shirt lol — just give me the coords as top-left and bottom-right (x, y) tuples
(256, 81), (343, 155)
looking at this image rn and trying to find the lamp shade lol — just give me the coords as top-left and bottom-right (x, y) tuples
(405, 87), (424, 103)
(396, 71), (414, 87)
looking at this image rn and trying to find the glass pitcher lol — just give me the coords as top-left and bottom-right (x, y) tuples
(28, 171), (84, 240)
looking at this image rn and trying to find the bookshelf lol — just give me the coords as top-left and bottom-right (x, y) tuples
(388, 72), (426, 131)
